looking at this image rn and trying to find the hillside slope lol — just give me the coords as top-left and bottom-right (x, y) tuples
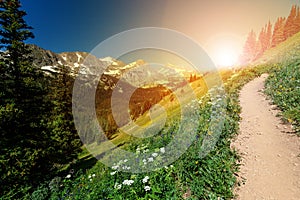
(233, 31), (300, 199)
(28, 45), (207, 140)
(253, 32), (300, 65)
(250, 30), (300, 134)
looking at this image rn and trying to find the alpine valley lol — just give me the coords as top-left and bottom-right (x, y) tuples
(28, 45), (207, 142)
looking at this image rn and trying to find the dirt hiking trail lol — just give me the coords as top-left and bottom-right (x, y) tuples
(233, 74), (300, 200)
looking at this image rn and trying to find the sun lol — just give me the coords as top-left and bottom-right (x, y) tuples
(205, 33), (243, 68)
(214, 46), (238, 67)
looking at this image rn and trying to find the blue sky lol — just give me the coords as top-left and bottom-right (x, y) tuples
(22, 0), (166, 53)
(22, 0), (297, 56)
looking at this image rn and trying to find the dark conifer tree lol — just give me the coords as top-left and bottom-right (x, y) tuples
(240, 4), (300, 63)
(0, 0), (54, 193)
(0, 0), (83, 197)
(47, 65), (82, 164)
(240, 30), (257, 64)
(295, 6), (300, 33)
(266, 21), (273, 49)
(257, 26), (266, 57)
(284, 5), (298, 39)
(257, 21), (273, 58)
(271, 17), (286, 47)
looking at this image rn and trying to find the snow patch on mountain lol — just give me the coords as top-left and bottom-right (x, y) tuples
(74, 63), (80, 68)
(41, 66), (57, 73)
(76, 52), (83, 63)
(100, 56), (118, 65)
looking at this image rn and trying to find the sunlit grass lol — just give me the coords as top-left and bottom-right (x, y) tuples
(265, 61), (300, 134)
(23, 64), (279, 199)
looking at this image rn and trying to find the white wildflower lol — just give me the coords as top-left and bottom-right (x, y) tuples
(112, 165), (119, 170)
(114, 182), (122, 190)
(65, 174), (71, 179)
(122, 179), (134, 186)
(123, 159), (128, 163)
(92, 174), (96, 177)
(148, 157), (154, 162)
(143, 159), (147, 165)
(88, 175), (91, 179)
(110, 171), (117, 175)
(152, 153), (158, 157)
(160, 147), (165, 153)
(142, 176), (149, 183)
(122, 166), (131, 170)
(144, 186), (151, 191)
(116, 184), (122, 189)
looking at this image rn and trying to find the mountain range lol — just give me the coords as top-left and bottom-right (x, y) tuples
(28, 45), (201, 140)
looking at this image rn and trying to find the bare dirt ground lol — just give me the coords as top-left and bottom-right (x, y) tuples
(232, 74), (300, 200)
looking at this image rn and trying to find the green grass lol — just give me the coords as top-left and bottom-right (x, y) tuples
(254, 32), (300, 65)
(3, 27), (300, 199)
(250, 30), (300, 135)
(264, 61), (300, 134)
(18, 31), (300, 199)
(5, 50), (297, 199)
(17, 65), (274, 200)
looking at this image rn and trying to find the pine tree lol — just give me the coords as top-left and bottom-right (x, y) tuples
(193, 74), (197, 81)
(47, 65), (82, 164)
(0, 0), (52, 194)
(271, 17), (286, 47)
(257, 26), (266, 57)
(266, 21), (273, 49)
(257, 21), (273, 58)
(240, 30), (257, 64)
(295, 6), (300, 33)
(284, 5), (298, 40)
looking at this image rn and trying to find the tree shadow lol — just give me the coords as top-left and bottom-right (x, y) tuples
(63, 154), (98, 175)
